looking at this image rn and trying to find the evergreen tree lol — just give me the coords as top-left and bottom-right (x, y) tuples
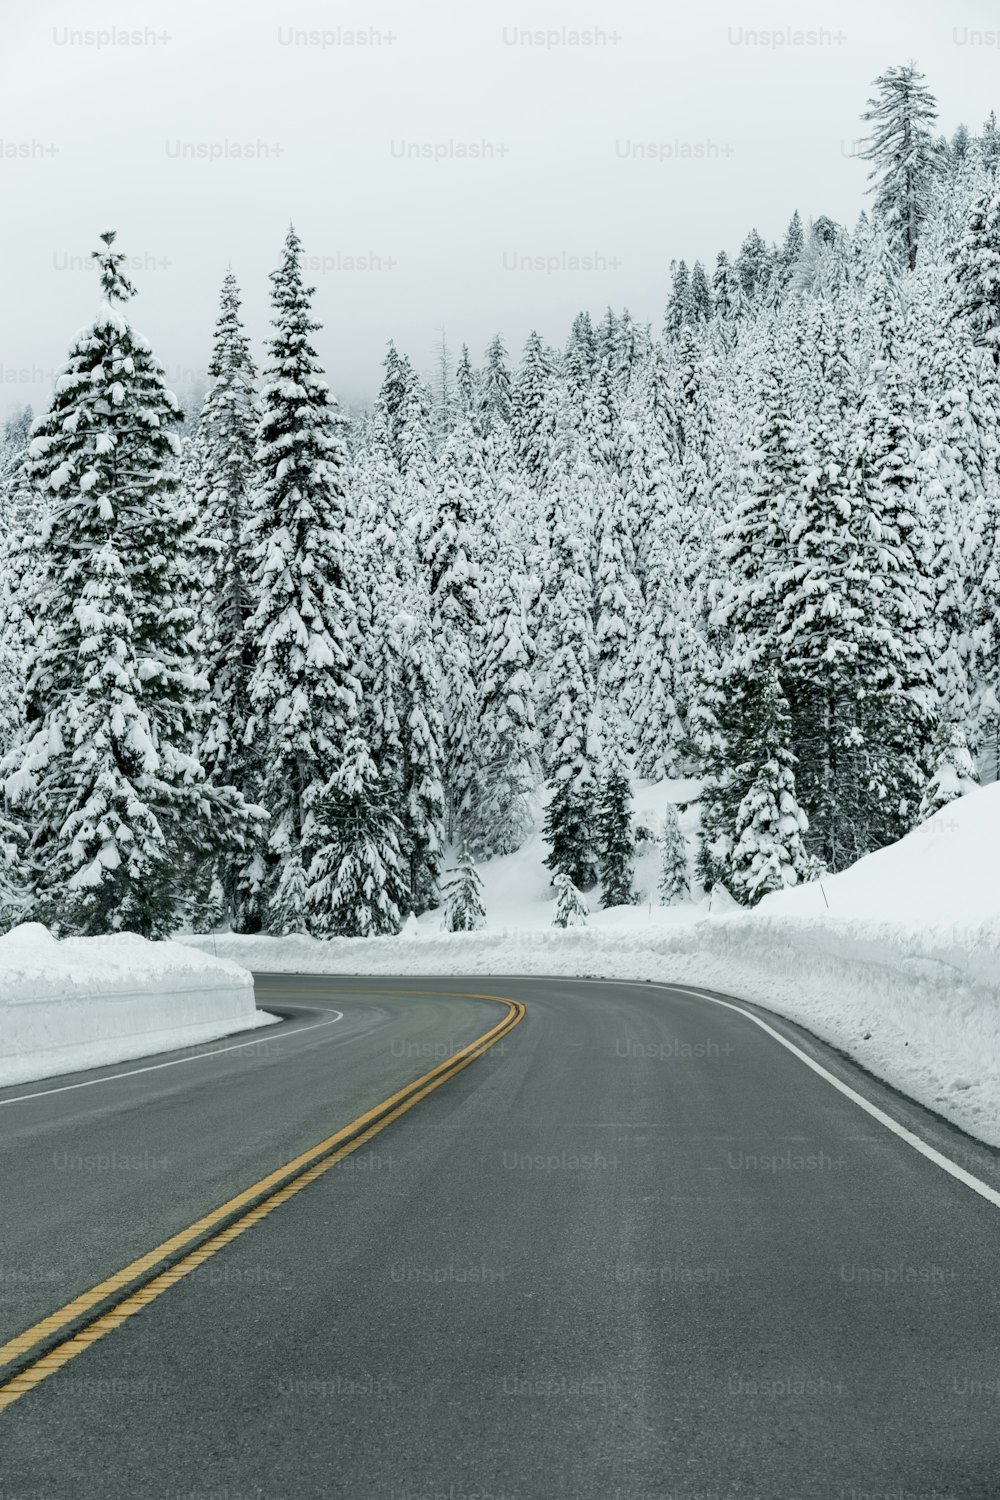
(950, 184), (1000, 366)
(982, 111), (1000, 176)
(441, 841), (486, 931)
(352, 412), (416, 806)
(860, 63), (940, 269)
(607, 308), (648, 388)
(594, 478), (641, 730)
(712, 251), (740, 321)
(426, 423), (482, 836)
(728, 669), (810, 905)
(551, 870), (588, 927)
(246, 226), (363, 934)
(189, 269), (262, 929)
(0, 797), (26, 933)
(455, 344), (478, 417)
(394, 597), (446, 912)
(632, 518), (689, 779)
(396, 364), (436, 544)
(566, 311), (598, 383)
(2, 232), (252, 936)
(465, 531), (537, 857)
(0, 413), (39, 761)
(542, 456), (599, 891)
(305, 728), (407, 936)
(695, 656), (743, 893)
(511, 330), (556, 488)
(714, 323), (802, 646)
(771, 279), (937, 866)
(917, 721), (980, 822)
(658, 802), (689, 905)
(480, 334), (512, 430)
(431, 330), (455, 442)
(270, 851), (309, 935)
(689, 261), (713, 323)
(664, 260), (691, 337)
(377, 340), (409, 467)
(968, 490), (1000, 780)
(778, 210), (805, 287)
(596, 728), (635, 908)
(734, 229), (772, 304)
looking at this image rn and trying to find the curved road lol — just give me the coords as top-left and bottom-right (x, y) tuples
(1, 973), (999, 1498)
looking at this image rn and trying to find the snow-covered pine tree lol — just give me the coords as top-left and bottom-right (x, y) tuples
(455, 344), (478, 419)
(394, 595), (446, 913)
(845, 285), (939, 844)
(441, 841), (486, 931)
(728, 667), (810, 905)
(619, 337), (681, 578)
(967, 490), (1000, 781)
(607, 308), (649, 389)
(632, 517), (690, 780)
(596, 723), (636, 908)
(714, 323), (802, 648)
(352, 408), (416, 808)
(511, 330), (556, 489)
(594, 475), (642, 733)
(712, 251), (740, 323)
(917, 721), (980, 822)
(465, 528), (537, 858)
(0, 411), (39, 761)
(551, 871), (589, 927)
(664, 260), (691, 338)
(246, 226), (363, 934)
(377, 340), (410, 467)
(689, 262), (713, 323)
(480, 334), (512, 431)
(860, 63), (940, 270)
(305, 727), (407, 937)
(2, 232), (253, 936)
(734, 229), (773, 306)
(189, 269), (263, 929)
(269, 852), (309, 935)
(541, 452), (599, 891)
(950, 183), (1000, 367)
(431, 330), (455, 443)
(566, 311), (598, 388)
(658, 802), (689, 904)
(0, 797), (26, 934)
(769, 266), (937, 866)
(695, 637), (761, 894)
(426, 422), (482, 837)
(778, 210), (805, 288)
(396, 363), (436, 549)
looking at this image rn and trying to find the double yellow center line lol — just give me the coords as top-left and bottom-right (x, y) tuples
(0, 987), (524, 1414)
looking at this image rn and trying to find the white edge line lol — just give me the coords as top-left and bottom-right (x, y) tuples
(596, 976), (1000, 1212)
(0, 1008), (344, 1107)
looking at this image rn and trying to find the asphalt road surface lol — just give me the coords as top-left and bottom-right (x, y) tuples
(1, 973), (999, 1500)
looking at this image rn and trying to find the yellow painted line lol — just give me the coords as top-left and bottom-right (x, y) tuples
(0, 988), (524, 1412)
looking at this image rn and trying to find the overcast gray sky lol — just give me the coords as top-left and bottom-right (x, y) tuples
(2, 0), (999, 418)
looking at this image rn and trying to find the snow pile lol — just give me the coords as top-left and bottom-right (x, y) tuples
(0, 924), (270, 1087)
(758, 782), (1000, 922)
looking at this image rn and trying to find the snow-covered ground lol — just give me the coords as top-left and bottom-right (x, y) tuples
(0, 923), (272, 1087)
(182, 781), (1000, 1149)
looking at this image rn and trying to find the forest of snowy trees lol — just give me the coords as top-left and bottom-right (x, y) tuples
(2, 64), (999, 938)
